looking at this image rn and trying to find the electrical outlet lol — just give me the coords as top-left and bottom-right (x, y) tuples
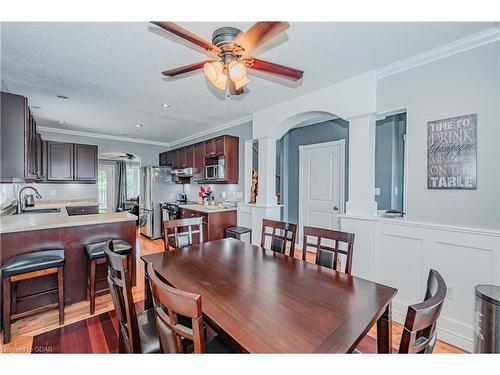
(236, 192), (243, 199)
(50, 190), (56, 197)
(446, 285), (454, 300)
(374, 188), (381, 196)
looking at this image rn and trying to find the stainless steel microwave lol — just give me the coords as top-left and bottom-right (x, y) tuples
(205, 164), (225, 180)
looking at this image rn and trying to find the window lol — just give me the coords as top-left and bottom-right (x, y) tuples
(126, 165), (140, 200)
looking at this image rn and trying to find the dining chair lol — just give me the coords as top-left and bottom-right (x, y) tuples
(146, 262), (237, 353)
(163, 217), (204, 251)
(302, 226), (355, 274)
(260, 218), (297, 257)
(104, 241), (160, 354)
(354, 269), (446, 354)
(398, 269), (447, 354)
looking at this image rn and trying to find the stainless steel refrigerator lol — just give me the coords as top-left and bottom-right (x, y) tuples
(139, 166), (177, 239)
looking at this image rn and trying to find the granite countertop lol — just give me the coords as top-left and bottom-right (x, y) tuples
(179, 203), (237, 214)
(0, 200), (137, 234)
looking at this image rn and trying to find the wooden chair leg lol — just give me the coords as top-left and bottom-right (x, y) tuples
(57, 266), (65, 325)
(89, 260), (96, 315)
(2, 276), (12, 344)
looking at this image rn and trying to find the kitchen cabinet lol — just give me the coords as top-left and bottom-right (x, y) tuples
(193, 142), (204, 180)
(204, 136), (225, 157)
(172, 149), (180, 169)
(0, 92), (40, 182)
(179, 207), (237, 243)
(46, 141), (74, 181)
(166, 151), (173, 166)
(178, 147), (187, 168)
(159, 151), (168, 166)
(74, 144), (98, 181)
(184, 145), (194, 168)
(43, 141), (97, 182)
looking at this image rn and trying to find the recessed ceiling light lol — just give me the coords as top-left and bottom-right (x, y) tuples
(119, 133), (129, 136)
(56, 95), (69, 99)
(32, 105), (41, 109)
(162, 104), (170, 108)
(58, 121), (66, 124)
(135, 124), (143, 128)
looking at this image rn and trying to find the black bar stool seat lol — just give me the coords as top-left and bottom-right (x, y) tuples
(85, 239), (132, 261)
(2, 249), (65, 344)
(225, 226), (252, 243)
(2, 250), (65, 277)
(84, 239), (132, 315)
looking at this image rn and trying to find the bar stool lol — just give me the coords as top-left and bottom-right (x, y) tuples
(84, 239), (132, 315)
(1, 249), (65, 344)
(225, 226), (252, 244)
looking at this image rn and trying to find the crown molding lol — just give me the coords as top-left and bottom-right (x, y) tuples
(377, 27), (500, 79)
(37, 126), (171, 147)
(168, 115), (253, 147)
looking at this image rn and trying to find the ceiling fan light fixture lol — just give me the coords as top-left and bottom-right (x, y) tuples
(203, 61), (223, 82)
(213, 74), (227, 90)
(228, 61), (247, 81)
(234, 76), (250, 90)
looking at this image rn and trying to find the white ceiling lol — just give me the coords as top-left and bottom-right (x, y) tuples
(1, 22), (494, 143)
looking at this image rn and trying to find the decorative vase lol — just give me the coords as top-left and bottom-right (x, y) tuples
(203, 198), (208, 206)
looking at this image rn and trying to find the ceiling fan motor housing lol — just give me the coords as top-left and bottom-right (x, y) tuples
(212, 27), (242, 59)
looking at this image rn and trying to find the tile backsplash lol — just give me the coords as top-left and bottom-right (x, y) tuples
(1, 182), (98, 211)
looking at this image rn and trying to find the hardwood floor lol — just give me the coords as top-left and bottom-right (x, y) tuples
(0, 231), (466, 354)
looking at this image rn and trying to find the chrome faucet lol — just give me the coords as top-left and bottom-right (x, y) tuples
(17, 186), (42, 214)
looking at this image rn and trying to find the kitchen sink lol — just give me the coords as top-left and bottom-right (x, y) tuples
(18, 207), (61, 214)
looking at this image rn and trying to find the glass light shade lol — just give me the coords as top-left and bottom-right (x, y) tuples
(234, 76), (250, 90)
(204, 61), (223, 82)
(213, 74), (227, 90)
(228, 61), (247, 81)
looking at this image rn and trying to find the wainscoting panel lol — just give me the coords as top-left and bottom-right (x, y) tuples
(340, 215), (500, 352)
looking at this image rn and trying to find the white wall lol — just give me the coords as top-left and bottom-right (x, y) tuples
(341, 41), (500, 352)
(378, 42), (500, 230)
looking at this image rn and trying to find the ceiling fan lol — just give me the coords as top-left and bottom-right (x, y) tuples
(150, 21), (304, 96)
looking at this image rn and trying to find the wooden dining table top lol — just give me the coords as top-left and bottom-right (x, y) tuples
(141, 238), (397, 353)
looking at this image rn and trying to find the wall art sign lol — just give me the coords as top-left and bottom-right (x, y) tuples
(427, 113), (477, 190)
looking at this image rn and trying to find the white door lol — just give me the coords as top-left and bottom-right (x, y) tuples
(98, 164), (115, 213)
(299, 140), (345, 240)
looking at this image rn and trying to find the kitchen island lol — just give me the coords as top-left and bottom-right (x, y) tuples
(178, 203), (237, 243)
(0, 201), (137, 315)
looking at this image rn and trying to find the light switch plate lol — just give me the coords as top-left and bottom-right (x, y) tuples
(374, 188), (381, 196)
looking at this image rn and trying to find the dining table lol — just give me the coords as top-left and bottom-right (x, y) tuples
(141, 237), (398, 353)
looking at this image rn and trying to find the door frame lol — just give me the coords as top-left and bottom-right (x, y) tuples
(98, 163), (115, 213)
(298, 139), (346, 247)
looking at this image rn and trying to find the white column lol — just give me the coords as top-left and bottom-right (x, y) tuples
(256, 136), (277, 207)
(346, 114), (377, 217)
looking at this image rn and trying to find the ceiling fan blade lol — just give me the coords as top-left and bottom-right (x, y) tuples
(233, 22), (289, 56)
(244, 58), (303, 81)
(151, 21), (222, 55)
(228, 79), (244, 96)
(161, 60), (215, 77)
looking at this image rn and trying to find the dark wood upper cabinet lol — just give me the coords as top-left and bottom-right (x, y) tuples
(193, 142), (204, 180)
(204, 136), (225, 157)
(172, 149), (180, 169)
(46, 141), (74, 181)
(162, 135), (239, 184)
(159, 151), (168, 166)
(74, 144), (97, 181)
(166, 151), (173, 166)
(0, 92), (27, 182)
(178, 147), (187, 168)
(184, 145), (194, 168)
(214, 136), (225, 155)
